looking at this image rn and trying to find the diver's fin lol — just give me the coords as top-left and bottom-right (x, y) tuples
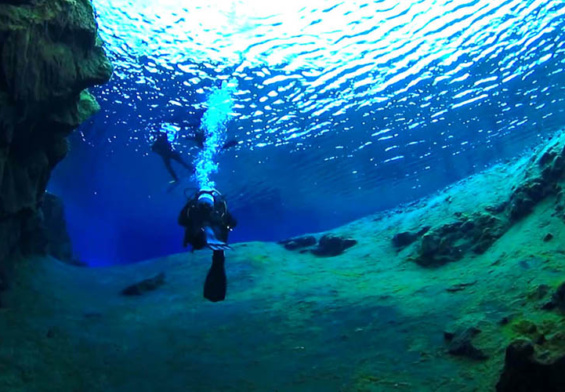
(204, 251), (226, 302)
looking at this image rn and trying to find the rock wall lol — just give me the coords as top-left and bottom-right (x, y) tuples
(40, 192), (87, 265)
(0, 0), (112, 269)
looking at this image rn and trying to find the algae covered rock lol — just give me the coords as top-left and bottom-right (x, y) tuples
(278, 235), (317, 251)
(0, 0), (112, 267)
(444, 327), (488, 360)
(392, 231), (418, 248)
(391, 226), (430, 249)
(468, 212), (506, 254)
(412, 211), (507, 267)
(509, 134), (565, 221)
(311, 235), (357, 257)
(496, 339), (565, 392)
(541, 282), (565, 312)
(417, 229), (463, 266)
(121, 273), (166, 296)
(406, 132), (565, 268)
(0, 0), (112, 103)
(49, 90), (102, 135)
(509, 179), (547, 220)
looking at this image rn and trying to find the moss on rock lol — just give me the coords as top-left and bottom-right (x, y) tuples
(0, 0), (112, 268)
(49, 90), (101, 134)
(409, 131), (565, 268)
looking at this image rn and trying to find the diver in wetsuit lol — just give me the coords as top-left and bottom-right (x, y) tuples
(151, 132), (194, 183)
(178, 188), (237, 302)
(185, 128), (239, 151)
(173, 110), (239, 151)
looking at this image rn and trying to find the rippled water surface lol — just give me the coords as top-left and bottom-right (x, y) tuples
(53, 0), (565, 263)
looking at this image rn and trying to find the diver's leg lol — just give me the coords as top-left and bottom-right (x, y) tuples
(162, 157), (179, 182)
(203, 250), (227, 302)
(221, 139), (238, 150)
(203, 226), (231, 250)
(171, 152), (195, 172)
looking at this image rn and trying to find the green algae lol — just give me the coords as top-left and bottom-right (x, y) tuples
(0, 0), (112, 262)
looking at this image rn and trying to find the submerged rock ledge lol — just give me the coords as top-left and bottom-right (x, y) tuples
(3, 130), (565, 391)
(0, 0), (112, 270)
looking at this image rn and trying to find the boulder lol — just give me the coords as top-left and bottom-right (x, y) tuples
(413, 212), (507, 267)
(311, 235), (357, 257)
(392, 226), (430, 249)
(444, 327), (488, 360)
(496, 339), (565, 392)
(121, 273), (166, 296)
(542, 282), (565, 311)
(278, 236), (317, 251)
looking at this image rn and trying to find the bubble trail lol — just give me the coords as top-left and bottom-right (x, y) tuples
(195, 79), (238, 190)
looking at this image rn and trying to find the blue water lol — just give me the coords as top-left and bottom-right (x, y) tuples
(50, 0), (565, 266)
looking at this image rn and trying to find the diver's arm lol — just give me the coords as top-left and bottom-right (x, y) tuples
(178, 206), (188, 226)
(226, 213), (237, 229)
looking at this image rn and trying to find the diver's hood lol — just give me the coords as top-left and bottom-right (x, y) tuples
(197, 188), (220, 206)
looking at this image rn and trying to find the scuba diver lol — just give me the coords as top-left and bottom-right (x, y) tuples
(178, 188), (237, 302)
(151, 132), (194, 183)
(172, 110), (239, 151)
(185, 128), (239, 151)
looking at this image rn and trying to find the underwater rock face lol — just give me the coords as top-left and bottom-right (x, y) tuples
(40, 192), (80, 264)
(409, 132), (565, 268)
(510, 136), (565, 221)
(0, 0), (112, 266)
(496, 339), (565, 392)
(311, 234), (357, 257)
(16, 193), (76, 262)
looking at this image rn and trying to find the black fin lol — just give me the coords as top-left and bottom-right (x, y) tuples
(204, 251), (227, 302)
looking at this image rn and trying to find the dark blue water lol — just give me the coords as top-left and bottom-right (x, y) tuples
(49, 0), (565, 266)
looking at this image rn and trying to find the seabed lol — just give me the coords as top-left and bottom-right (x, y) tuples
(3, 131), (565, 391)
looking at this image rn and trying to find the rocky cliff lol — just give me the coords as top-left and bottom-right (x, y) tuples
(0, 0), (112, 272)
